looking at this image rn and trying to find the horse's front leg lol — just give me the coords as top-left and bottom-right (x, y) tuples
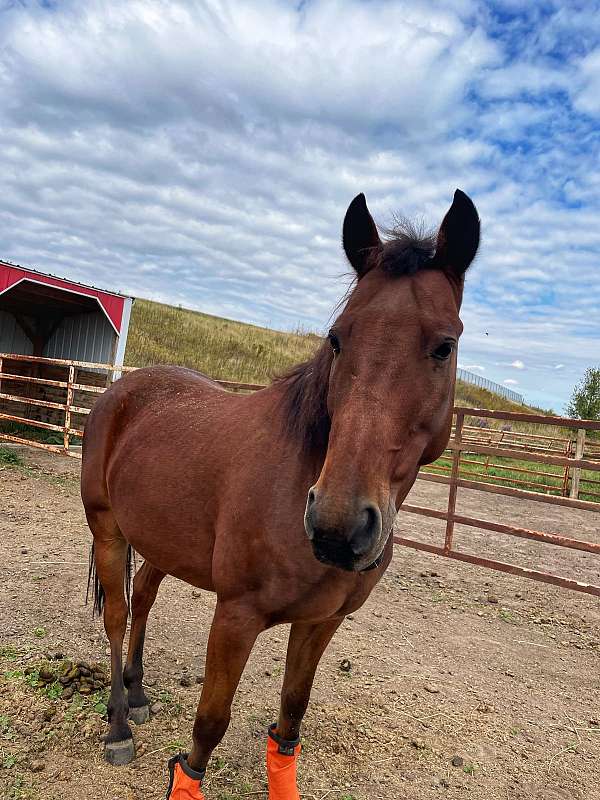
(268, 617), (343, 800)
(166, 600), (264, 799)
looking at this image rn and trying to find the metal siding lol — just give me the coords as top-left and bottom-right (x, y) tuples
(44, 312), (115, 363)
(0, 310), (34, 355)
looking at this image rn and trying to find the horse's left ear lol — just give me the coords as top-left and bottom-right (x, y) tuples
(342, 193), (382, 278)
(433, 189), (480, 278)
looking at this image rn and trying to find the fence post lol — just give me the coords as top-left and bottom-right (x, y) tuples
(64, 364), (75, 455)
(569, 428), (586, 500)
(444, 410), (464, 553)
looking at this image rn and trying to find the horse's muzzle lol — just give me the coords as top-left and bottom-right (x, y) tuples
(304, 488), (383, 571)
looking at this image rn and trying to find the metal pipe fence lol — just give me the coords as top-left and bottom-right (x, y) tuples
(457, 367), (524, 404)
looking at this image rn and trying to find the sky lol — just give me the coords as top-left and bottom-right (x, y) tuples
(0, 1), (599, 411)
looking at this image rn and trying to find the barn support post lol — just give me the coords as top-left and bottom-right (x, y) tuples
(569, 428), (586, 500)
(63, 364), (75, 453)
(444, 410), (464, 553)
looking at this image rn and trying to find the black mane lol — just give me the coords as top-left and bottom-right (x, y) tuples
(273, 342), (333, 454)
(379, 218), (436, 276)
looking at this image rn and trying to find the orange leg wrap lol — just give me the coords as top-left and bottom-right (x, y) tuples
(166, 754), (206, 800)
(266, 727), (301, 800)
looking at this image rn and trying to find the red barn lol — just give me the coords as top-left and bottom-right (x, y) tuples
(0, 260), (133, 365)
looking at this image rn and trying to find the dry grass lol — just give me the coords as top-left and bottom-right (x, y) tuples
(125, 299), (320, 384)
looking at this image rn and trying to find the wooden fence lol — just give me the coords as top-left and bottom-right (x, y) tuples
(2, 353), (600, 597)
(0, 352), (135, 458)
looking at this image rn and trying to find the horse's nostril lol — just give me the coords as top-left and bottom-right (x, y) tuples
(349, 503), (382, 556)
(307, 488), (316, 506)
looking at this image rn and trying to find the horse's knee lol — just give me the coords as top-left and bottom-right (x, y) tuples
(192, 705), (231, 751)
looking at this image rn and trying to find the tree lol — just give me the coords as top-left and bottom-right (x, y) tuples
(567, 368), (600, 420)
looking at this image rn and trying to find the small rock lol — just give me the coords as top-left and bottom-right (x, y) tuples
(487, 595), (499, 604)
(195, 674), (204, 685)
(21, 548), (28, 554)
(424, 684), (440, 694)
(439, 777), (450, 788)
(42, 707), (56, 721)
(347, 614), (355, 621)
(339, 659), (352, 673)
(192, 590), (202, 598)
(150, 701), (164, 715)
(30, 759), (45, 772)
(411, 738), (426, 750)
(180, 675), (192, 687)
(451, 755), (464, 767)
(62, 686), (74, 700)
(145, 677), (157, 687)
(476, 702), (495, 713)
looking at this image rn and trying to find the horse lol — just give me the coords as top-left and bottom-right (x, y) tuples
(81, 188), (479, 799)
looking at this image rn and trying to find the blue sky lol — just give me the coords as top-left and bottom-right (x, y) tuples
(0, 0), (599, 411)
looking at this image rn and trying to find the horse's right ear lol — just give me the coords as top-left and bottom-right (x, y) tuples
(342, 194), (382, 278)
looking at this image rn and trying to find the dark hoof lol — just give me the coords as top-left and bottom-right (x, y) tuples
(128, 705), (150, 725)
(105, 738), (136, 766)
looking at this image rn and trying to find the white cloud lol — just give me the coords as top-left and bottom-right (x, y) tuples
(503, 379), (519, 386)
(0, 1), (598, 412)
(459, 363), (485, 372)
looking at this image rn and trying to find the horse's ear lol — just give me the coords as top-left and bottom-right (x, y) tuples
(433, 189), (480, 279)
(342, 193), (382, 278)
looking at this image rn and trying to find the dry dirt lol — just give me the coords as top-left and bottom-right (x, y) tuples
(1, 447), (600, 800)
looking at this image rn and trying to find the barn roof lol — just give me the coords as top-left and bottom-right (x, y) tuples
(0, 259), (134, 334)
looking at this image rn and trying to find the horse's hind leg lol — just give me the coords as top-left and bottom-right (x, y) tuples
(123, 562), (165, 724)
(88, 510), (135, 765)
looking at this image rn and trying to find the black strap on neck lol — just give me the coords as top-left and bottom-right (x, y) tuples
(361, 551), (383, 572)
(268, 723), (300, 755)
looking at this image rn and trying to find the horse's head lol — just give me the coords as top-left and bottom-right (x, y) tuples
(304, 190), (480, 571)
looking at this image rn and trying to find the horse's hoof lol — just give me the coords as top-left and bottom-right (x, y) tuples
(128, 705), (150, 725)
(105, 738), (136, 766)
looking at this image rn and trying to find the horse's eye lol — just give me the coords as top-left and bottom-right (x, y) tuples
(328, 332), (341, 355)
(432, 341), (454, 360)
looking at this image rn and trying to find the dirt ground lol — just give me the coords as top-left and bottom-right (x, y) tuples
(1, 447), (600, 800)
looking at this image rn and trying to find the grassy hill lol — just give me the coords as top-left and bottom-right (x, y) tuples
(125, 298), (525, 412)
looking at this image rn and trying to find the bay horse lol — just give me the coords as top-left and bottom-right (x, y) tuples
(82, 189), (479, 799)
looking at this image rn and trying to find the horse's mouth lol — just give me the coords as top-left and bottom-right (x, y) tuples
(311, 542), (358, 572)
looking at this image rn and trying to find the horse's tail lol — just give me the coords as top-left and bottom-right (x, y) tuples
(86, 542), (135, 617)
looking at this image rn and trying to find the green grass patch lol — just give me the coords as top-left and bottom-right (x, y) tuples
(0, 446), (23, 466)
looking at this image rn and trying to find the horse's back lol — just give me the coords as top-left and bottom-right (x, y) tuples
(81, 365), (224, 510)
